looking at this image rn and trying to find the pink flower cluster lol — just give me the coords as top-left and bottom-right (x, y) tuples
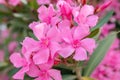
(91, 39), (120, 80)
(10, 0), (98, 80)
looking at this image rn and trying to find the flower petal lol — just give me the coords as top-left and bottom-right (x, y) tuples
(50, 42), (61, 58)
(33, 48), (49, 64)
(81, 38), (96, 54)
(80, 5), (94, 17)
(48, 69), (62, 80)
(73, 47), (87, 61)
(29, 23), (46, 40)
(87, 15), (99, 27)
(59, 46), (74, 58)
(73, 26), (90, 40)
(13, 66), (29, 80)
(27, 63), (40, 77)
(9, 53), (23, 68)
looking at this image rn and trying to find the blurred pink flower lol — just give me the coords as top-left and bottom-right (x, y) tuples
(8, 0), (20, 6)
(8, 41), (18, 53)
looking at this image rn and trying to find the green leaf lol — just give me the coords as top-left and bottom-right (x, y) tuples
(83, 32), (116, 76)
(28, 0), (39, 9)
(91, 11), (113, 32)
(8, 68), (20, 77)
(88, 29), (100, 38)
(63, 75), (76, 80)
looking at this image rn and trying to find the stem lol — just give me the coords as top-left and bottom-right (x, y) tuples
(75, 66), (82, 80)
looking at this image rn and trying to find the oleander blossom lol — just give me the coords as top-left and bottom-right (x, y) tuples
(10, 0), (99, 80)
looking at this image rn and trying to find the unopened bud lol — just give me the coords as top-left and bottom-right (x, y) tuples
(95, 0), (112, 13)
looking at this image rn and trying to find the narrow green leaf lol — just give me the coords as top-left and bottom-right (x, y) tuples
(88, 29), (100, 38)
(63, 75), (76, 80)
(91, 11), (113, 32)
(83, 32), (116, 76)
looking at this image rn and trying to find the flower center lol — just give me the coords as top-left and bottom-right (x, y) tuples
(40, 70), (49, 78)
(40, 38), (50, 48)
(72, 40), (81, 48)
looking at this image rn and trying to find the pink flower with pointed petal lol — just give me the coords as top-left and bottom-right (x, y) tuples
(57, 0), (72, 20)
(37, 5), (56, 24)
(35, 69), (62, 80)
(35, 61), (62, 80)
(58, 26), (96, 61)
(9, 53), (30, 80)
(74, 5), (98, 28)
(28, 22), (61, 64)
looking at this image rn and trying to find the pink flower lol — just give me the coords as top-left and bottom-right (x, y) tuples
(24, 22), (61, 64)
(10, 53), (30, 79)
(35, 69), (62, 80)
(73, 5), (98, 28)
(58, 26), (96, 61)
(8, 41), (18, 53)
(35, 60), (62, 80)
(57, 0), (72, 20)
(8, 0), (20, 6)
(37, 5), (56, 24)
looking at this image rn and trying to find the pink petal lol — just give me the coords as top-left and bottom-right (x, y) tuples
(50, 42), (61, 58)
(80, 5), (94, 17)
(48, 5), (56, 17)
(13, 66), (29, 80)
(51, 16), (61, 26)
(58, 19), (71, 28)
(29, 21), (39, 29)
(73, 26), (90, 40)
(39, 59), (54, 70)
(37, 5), (48, 20)
(33, 48), (49, 64)
(47, 27), (59, 41)
(21, 37), (39, 60)
(59, 46), (75, 58)
(48, 69), (62, 80)
(37, 0), (50, 5)
(29, 23), (46, 40)
(73, 47), (87, 61)
(81, 38), (96, 54)
(27, 63), (40, 77)
(59, 27), (72, 43)
(22, 37), (39, 53)
(87, 15), (99, 27)
(9, 53), (23, 68)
